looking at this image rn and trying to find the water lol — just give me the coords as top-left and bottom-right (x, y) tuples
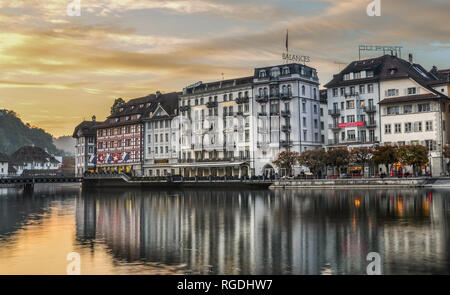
(0, 184), (449, 275)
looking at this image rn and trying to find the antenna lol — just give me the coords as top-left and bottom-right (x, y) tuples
(221, 73), (224, 80)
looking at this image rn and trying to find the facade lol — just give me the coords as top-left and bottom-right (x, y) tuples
(177, 77), (255, 178)
(379, 58), (450, 176)
(326, 54), (450, 176)
(319, 89), (328, 146)
(72, 116), (100, 176)
(0, 153), (8, 177)
(9, 146), (61, 176)
(253, 63), (322, 176)
(143, 92), (180, 177)
(325, 57), (383, 148)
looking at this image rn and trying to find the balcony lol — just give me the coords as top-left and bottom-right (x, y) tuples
(236, 97), (249, 104)
(281, 125), (291, 132)
(256, 95), (269, 103)
(280, 140), (293, 148)
(344, 92), (359, 98)
(365, 120), (377, 128)
(327, 137), (379, 145)
(328, 123), (340, 130)
(270, 111), (280, 116)
(206, 101), (218, 108)
(328, 109), (341, 117)
(269, 94), (280, 100)
(179, 105), (191, 112)
(236, 111), (244, 116)
(281, 110), (291, 117)
(364, 105), (377, 113)
(280, 93), (293, 100)
(258, 112), (267, 117)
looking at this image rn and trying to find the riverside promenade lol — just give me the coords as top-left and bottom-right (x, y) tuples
(270, 177), (450, 189)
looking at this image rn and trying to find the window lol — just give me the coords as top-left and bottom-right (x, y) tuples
(418, 103), (431, 112)
(346, 100), (355, 109)
(404, 122), (412, 133)
(407, 87), (417, 95)
(347, 115), (355, 123)
(387, 106), (400, 115)
(394, 123), (401, 133)
(333, 88), (338, 97)
(386, 89), (399, 97)
(303, 117), (307, 127)
(340, 88), (345, 96)
(347, 130), (356, 140)
(403, 105), (413, 114)
(367, 71), (374, 78)
(414, 121), (422, 132)
(426, 121), (433, 131)
(259, 70), (266, 78)
(359, 85), (365, 94)
(385, 124), (391, 134)
(302, 85), (306, 96)
(368, 84), (374, 93)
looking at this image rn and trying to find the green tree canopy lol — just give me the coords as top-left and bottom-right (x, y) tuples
(325, 148), (350, 176)
(273, 151), (299, 176)
(397, 145), (428, 176)
(110, 98), (126, 115)
(298, 148), (326, 178)
(372, 145), (398, 174)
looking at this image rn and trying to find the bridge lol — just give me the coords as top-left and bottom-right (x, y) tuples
(0, 176), (83, 192)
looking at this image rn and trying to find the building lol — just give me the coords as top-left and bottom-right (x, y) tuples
(325, 56), (383, 149)
(9, 146), (61, 176)
(143, 92), (180, 177)
(378, 55), (450, 176)
(177, 77), (255, 178)
(72, 116), (101, 176)
(95, 92), (178, 176)
(253, 63), (322, 176)
(319, 89), (328, 146)
(0, 153), (8, 177)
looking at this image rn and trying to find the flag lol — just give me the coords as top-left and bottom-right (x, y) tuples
(123, 153), (130, 163)
(113, 153), (120, 164)
(98, 154), (106, 164)
(107, 154), (112, 164)
(89, 155), (97, 164)
(286, 29), (289, 52)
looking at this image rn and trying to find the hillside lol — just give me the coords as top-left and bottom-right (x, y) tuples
(53, 136), (76, 156)
(0, 109), (64, 156)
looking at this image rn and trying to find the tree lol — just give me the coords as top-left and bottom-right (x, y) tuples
(273, 151), (300, 177)
(397, 145), (428, 177)
(444, 145), (450, 159)
(110, 98), (126, 115)
(325, 148), (350, 177)
(298, 148), (326, 178)
(350, 147), (373, 177)
(372, 145), (398, 175)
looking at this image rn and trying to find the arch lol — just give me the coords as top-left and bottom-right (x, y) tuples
(262, 164), (275, 177)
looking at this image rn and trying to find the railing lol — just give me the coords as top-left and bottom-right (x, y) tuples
(281, 125), (291, 132)
(236, 97), (249, 104)
(206, 101), (218, 108)
(255, 95), (269, 103)
(281, 110), (291, 117)
(328, 137), (379, 145)
(364, 105), (377, 113)
(328, 123), (340, 130)
(365, 120), (377, 128)
(258, 112), (267, 116)
(280, 140), (293, 147)
(328, 109), (340, 116)
(179, 106), (191, 112)
(280, 93), (293, 100)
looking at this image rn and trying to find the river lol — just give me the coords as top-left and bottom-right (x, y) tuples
(0, 184), (449, 275)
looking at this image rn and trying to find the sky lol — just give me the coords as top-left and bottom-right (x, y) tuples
(0, 0), (449, 137)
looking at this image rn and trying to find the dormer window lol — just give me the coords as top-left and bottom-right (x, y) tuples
(367, 71), (374, 77)
(119, 108), (124, 112)
(139, 104), (144, 109)
(115, 118), (119, 123)
(271, 68), (280, 78)
(126, 116), (130, 121)
(137, 114), (142, 119)
(282, 67), (290, 75)
(259, 70), (266, 78)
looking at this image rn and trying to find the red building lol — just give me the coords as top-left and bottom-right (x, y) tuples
(95, 96), (152, 176)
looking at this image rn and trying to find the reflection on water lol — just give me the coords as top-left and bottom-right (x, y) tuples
(1, 185), (450, 274)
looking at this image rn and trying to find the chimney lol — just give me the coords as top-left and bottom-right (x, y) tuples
(156, 91), (161, 98)
(92, 115), (96, 122)
(409, 53), (413, 64)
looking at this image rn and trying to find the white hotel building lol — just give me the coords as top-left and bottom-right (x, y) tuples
(175, 63), (323, 177)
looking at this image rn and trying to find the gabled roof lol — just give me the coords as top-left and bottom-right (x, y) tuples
(96, 92), (180, 128)
(72, 121), (102, 138)
(10, 146), (60, 165)
(325, 55), (443, 90)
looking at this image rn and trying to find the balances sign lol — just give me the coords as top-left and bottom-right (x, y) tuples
(282, 53), (310, 63)
(338, 121), (365, 128)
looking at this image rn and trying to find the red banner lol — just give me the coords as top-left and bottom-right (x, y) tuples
(338, 121), (365, 128)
